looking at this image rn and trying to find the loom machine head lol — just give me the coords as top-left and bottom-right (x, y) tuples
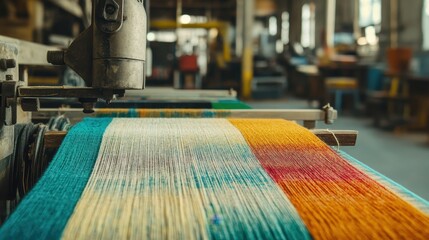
(1, 0), (148, 119)
(47, 0), (148, 109)
(0, 0), (147, 165)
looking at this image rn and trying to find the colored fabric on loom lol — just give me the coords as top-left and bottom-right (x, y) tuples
(0, 118), (428, 239)
(96, 109), (232, 118)
(211, 100), (252, 110)
(0, 118), (111, 239)
(94, 99), (251, 118)
(61, 119), (309, 239)
(230, 119), (429, 239)
(339, 151), (429, 214)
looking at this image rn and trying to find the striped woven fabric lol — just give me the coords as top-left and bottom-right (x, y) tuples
(96, 109), (232, 118)
(1, 118), (428, 239)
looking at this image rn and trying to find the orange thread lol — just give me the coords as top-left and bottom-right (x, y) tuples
(230, 119), (429, 240)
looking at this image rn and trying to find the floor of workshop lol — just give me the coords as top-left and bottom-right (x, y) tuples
(246, 97), (429, 201)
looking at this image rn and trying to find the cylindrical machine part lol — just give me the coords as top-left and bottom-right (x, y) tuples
(92, 0), (147, 89)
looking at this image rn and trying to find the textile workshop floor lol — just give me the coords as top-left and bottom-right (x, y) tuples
(0, 118), (428, 240)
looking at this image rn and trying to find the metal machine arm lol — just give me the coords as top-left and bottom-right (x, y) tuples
(0, 0), (148, 159)
(47, 0), (147, 91)
(1, 0), (147, 117)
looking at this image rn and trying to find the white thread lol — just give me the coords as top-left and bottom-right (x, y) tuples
(61, 118), (310, 239)
(323, 129), (341, 152)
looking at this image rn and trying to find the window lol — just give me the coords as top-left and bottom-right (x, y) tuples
(359, 0), (382, 27)
(301, 4), (315, 48)
(423, 0), (429, 50)
(281, 12), (290, 45)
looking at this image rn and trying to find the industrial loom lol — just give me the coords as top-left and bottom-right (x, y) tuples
(0, 1), (429, 239)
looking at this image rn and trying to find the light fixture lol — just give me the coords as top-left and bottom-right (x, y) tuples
(180, 14), (192, 24)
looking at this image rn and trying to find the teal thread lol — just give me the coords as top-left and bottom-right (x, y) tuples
(0, 118), (111, 240)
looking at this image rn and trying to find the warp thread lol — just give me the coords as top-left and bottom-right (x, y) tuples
(340, 151), (429, 214)
(230, 119), (429, 239)
(95, 109), (232, 119)
(0, 119), (111, 240)
(1, 118), (428, 240)
(321, 129), (341, 152)
(62, 118), (310, 240)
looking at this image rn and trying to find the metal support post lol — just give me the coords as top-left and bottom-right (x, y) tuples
(241, 0), (254, 99)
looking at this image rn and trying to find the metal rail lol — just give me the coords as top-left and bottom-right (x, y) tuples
(32, 108), (337, 128)
(44, 129), (357, 149)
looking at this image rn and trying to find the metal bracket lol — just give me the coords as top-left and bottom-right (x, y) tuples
(17, 86), (122, 99)
(48, 27), (93, 86)
(96, 0), (124, 33)
(323, 103), (336, 125)
(0, 59), (17, 71)
(0, 81), (18, 128)
(17, 86), (125, 113)
(0, 40), (18, 161)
